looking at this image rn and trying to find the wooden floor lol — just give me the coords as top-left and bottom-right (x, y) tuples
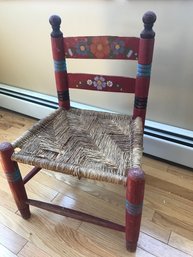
(0, 107), (193, 257)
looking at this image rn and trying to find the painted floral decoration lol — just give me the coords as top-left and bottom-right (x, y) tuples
(85, 76), (118, 91)
(111, 39), (125, 55)
(93, 76), (106, 90)
(65, 36), (138, 59)
(87, 79), (93, 86)
(90, 37), (110, 58)
(106, 81), (113, 87)
(75, 40), (89, 56)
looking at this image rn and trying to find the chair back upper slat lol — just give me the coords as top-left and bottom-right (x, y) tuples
(63, 36), (139, 60)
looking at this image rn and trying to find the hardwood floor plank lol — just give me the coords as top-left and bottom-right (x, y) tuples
(145, 174), (193, 201)
(169, 232), (193, 256)
(0, 223), (27, 254)
(17, 242), (51, 257)
(0, 244), (17, 257)
(78, 222), (156, 257)
(0, 188), (17, 213)
(140, 219), (171, 244)
(52, 192), (124, 224)
(143, 164), (193, 200)
(144, 185), (193, 226)
(142, 155), (168, 170)
(0, 109), (36, 143)
(144, 161), (193, 190)
(0, 108), (36, 128)
(0, 170), (59, 204)
(0, 205), (115, 257)
(25, 179), (59, 202)
(52, 191), (167, 244)
(138, 232), (191, 257)
(168, 164), (193, 178)
(153, 211), (193, 242)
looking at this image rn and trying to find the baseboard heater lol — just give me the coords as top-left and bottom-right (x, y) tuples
(1, 84), (193, 168)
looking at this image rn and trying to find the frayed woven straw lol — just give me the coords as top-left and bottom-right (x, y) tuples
(12, 107), (143, 185)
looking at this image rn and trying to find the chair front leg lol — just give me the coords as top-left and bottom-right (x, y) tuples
(0, 142), (30, 219)
(125, 168), (145, 252)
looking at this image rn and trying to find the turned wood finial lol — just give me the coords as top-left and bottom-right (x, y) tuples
(49, 15), (63, 38)
(0, 142), (13, 156)
(141, 11), (156, 39)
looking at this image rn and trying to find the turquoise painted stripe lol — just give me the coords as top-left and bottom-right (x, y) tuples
(126, 200), (143, 216)
(6, 166), (21, 182)
(54, 60), (67, 72)
(137, 64), (151, 77)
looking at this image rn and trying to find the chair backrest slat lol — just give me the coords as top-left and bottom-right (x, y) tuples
(68, 73), (135, 93)
(63, 36), (139, 60)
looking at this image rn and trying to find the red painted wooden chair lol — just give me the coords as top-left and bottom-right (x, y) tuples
(0, 11), (156, 252)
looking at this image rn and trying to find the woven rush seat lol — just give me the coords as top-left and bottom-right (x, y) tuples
(12, 107), (143, 184)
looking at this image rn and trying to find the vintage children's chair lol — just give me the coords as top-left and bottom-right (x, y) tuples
(0, 11), (156, 252)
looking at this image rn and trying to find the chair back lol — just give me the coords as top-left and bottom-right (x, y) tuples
(49, 12), (156, 126)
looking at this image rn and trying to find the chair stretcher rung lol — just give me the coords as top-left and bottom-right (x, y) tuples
(26, 199), (125, 232)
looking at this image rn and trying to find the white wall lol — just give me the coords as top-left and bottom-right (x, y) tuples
(0, 0), (193, 130)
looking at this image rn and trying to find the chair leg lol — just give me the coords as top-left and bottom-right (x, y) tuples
(0, 142), (30, 219)
(125, 168), (145, 252)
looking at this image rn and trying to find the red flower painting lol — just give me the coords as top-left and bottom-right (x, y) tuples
(90, 37), (110, 58)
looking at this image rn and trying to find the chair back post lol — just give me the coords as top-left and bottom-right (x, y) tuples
(49, 15), (70, 109)
(133, 11), (156, 127)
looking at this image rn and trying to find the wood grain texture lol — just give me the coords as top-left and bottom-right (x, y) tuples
(17, 242), (51, 257)
(78, 222), (156, 257)
(0, 223), (27, 254)
(143, 163), (193, 200)
(138, 233), (191, 257)
(153, 211), (193, 241)
(0, 244), (17, 257)
(0, 108), (193, 256)
(169, 232), (193, 256)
